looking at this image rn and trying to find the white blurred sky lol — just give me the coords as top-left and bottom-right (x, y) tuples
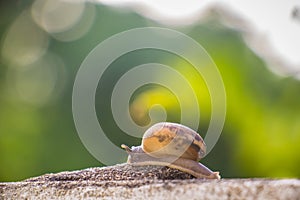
(99, 0), (300, 74)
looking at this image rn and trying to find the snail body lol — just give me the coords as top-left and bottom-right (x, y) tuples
(121, 122), (220, 179)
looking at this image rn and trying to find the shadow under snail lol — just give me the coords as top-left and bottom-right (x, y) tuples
(121, 122), (220, 179)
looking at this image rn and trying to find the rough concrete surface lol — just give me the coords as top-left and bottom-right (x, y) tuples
(0, 164), (299, 200)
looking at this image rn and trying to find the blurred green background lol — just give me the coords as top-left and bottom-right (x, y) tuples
(1, 0), (300, 182)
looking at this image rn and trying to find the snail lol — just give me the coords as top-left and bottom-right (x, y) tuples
(121, 122), (220, 179)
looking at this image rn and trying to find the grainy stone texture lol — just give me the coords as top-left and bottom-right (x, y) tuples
(1, 164), (299, 200)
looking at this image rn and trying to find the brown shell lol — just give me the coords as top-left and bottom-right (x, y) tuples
(142, 122), (206, 161)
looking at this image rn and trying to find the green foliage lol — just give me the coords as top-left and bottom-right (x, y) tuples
(0, 1), (299, 181)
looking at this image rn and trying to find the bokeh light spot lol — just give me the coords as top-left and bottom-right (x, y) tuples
(1, 11), (49, 68)
(5, 52), (67, 107)
(31, 0), (85, 34)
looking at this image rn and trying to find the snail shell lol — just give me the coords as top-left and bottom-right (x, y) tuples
(142, 122), (206, 161)
(121, 122), (220, 179)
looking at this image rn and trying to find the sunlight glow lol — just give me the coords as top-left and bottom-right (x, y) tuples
(98, 0), (300, 73)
